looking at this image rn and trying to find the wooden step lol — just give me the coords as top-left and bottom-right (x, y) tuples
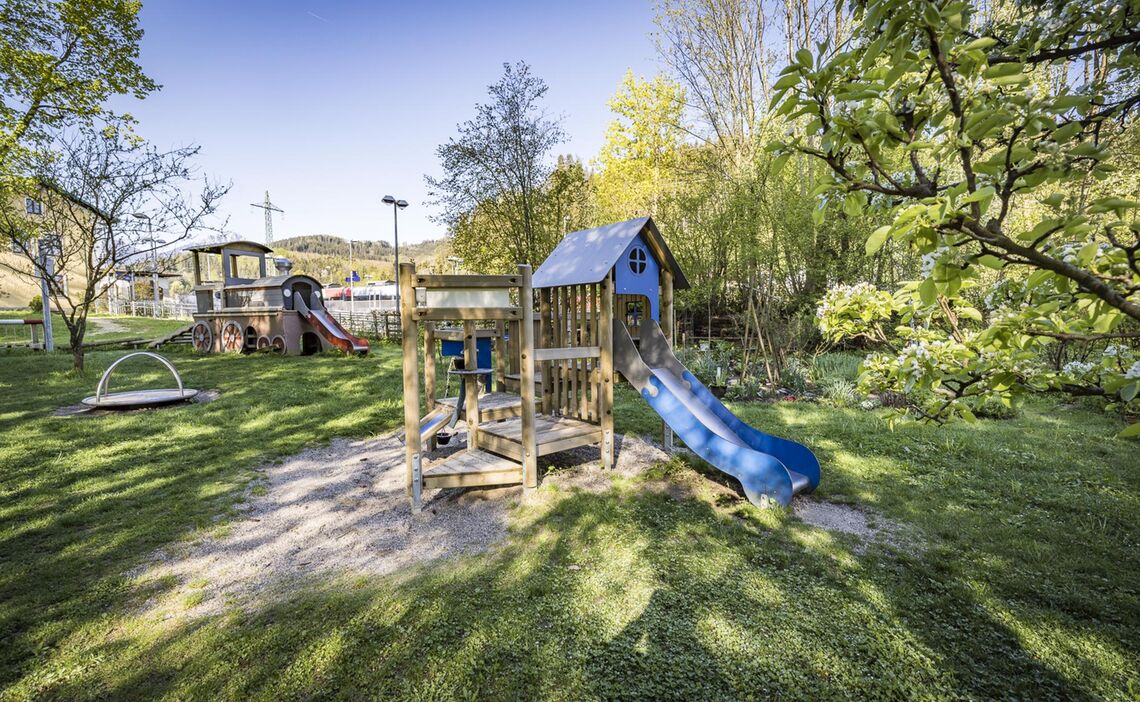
(478, 415), (602, 459)
(436, 392), (522, 421)
(422, 449), (523, 489)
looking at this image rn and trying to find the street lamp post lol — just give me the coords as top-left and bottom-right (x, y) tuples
(132, 213), (160, 317)
(381, 195), (408, 313)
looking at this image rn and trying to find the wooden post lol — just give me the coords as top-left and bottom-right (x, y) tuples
(518, 265), (538, 488)
(423, 322), (437, 452)
(463, 320), (479, 450)
(494, 320), (506, 392)
(599, 272), (615, 470)
(661, 268), (675, 451)
(399, 263), (422, 510)
(423, 323), (436, 412)
(539, 288), (553, 415)
(192, 253), (202, 286)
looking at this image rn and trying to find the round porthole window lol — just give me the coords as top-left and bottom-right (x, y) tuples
(628, 245), (647, 275)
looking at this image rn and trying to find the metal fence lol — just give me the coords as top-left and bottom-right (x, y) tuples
(102, 299), (197, 319)
(98, 298), (402, 341)
(332, 309), (401, 341)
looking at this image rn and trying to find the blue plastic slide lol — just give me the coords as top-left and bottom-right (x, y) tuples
(613, 319), (820, 506)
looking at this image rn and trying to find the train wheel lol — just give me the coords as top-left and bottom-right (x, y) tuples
(191, 322), (213, 353)
(270, 335), (287, 354)
(220, 321), (243, 353)
(256, 335), (271, 351)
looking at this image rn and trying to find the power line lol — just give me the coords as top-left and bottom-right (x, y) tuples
(250, 190), (284, 246)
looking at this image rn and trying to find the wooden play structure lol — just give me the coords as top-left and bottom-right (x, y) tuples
(401, 217), (821, 509)
(185, 241), (368, 355)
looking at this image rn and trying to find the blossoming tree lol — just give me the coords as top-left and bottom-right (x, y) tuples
(773, 0), (1140, 433)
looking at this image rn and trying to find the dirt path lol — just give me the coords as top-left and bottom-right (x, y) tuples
(88, 317), (128, 335)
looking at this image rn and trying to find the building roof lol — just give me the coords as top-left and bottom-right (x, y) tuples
(184, 240), (273, 255)
(532, 217), (689, 290)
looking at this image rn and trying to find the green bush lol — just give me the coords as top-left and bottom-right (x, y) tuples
(811, 352), (863, 385)
(822, 378), (859, 408)
(28, 295), (43, 313)
(780, 357), (811, 393)
(726, 377), (764, 401)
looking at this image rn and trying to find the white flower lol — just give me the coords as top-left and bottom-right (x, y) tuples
(1062, 360), (1096, 376)
(1104, 344), (1129, 358)
(1125, 361), (1140, 380)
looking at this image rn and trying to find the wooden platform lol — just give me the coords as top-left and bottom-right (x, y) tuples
(437, 392), (522, 421)
(479, 415), (602, 461)
(422, 448), (523, 489)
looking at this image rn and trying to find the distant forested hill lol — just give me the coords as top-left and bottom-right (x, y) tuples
(271, 235), (449, 284)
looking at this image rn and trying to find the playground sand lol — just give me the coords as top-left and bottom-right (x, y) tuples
(132, 429), (902, 619)
(132, 429), (665, 619)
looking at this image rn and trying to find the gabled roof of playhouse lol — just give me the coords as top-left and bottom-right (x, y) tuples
(532, 217), (689, 290)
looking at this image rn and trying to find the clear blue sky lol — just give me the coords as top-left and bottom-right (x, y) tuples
(114, 0), (660, 247)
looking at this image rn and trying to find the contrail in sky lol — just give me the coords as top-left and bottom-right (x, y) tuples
(307, 11), (330, 23)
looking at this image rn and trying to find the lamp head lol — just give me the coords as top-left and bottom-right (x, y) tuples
(382, 195), (396, 205)
(131, 213), (149, 221)
(396, 200), (408, 209)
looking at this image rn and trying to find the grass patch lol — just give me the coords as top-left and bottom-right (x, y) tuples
(0, 309), (190, 347)
(0, 348), (1136, 700)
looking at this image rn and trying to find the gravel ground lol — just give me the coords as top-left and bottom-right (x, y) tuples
(792, 497), (910, 552)
(133, 429), (667, 618)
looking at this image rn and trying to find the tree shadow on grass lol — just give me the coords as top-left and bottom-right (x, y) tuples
(17, 485), (1109, 701)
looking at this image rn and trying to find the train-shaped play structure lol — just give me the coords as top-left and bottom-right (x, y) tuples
(185, 240), (368, 355)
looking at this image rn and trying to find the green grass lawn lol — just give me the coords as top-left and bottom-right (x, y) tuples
(0, 310), (190, 346)
(0, 346), (1136, 700)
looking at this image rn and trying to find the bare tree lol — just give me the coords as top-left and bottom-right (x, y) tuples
(0, 118), (229, 370)
(426, 61), (566, 267)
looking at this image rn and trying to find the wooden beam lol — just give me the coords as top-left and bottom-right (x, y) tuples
(494, 320), (506, 392)
(539, 288), (553, 416)
(599, 273), (615, 470)
(533, 346), (600, 362)
(413, 307), (522, 321)
(518, 263), (538, 488)
(414, 274), (521, 289)
(423, 323), (436, 413)
(464, 320), (479, 450)
(399, 263), (422, 508)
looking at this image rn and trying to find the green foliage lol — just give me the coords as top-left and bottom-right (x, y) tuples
(426, 62), (570, 271)
(0, 0), (156, 169)
(821, 378), (859, 408)
(593, 71), (687, 221)
(26, 294), (41, 313)
(676, 341), (740, 386)
(809, 352), (863, 385)
(776, 0), (1140, 423)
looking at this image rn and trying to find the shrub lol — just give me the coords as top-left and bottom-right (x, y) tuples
(726, 377), (763, 401)
(28, 295), (43, 313)
(822, 378), (859, 408)
(811, 352), (862, 385)
(780, 357), (811, 393)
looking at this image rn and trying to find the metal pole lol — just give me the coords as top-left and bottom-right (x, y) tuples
(149, 218), (160, 318)
(38, 244), (54, 352)
(349, 239), (355, 317)
(393, 207), (401, 315)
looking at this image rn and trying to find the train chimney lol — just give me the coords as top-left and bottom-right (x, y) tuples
(274, 257), (293, 275)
